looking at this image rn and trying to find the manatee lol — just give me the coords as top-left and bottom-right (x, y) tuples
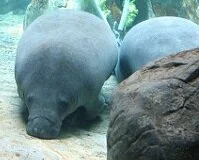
(15, 9), (118, 139)
(116, 16), (199, 82)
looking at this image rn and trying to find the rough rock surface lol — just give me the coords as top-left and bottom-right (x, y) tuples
(0, 13), (118, 160)
(23, 0), (107, 30)
(134, 0), (199, 25)
(151, 0), (199, 24)
(107, 49), (199, 160)
(23, 0), (65, 29)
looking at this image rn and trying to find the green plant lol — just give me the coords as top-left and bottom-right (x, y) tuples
(99, 0), (111, 17)
(125, 0), (138, 29)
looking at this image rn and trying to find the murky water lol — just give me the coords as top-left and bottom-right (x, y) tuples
(0, 13), (23, 105)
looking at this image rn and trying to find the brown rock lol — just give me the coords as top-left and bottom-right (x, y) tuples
(107, 49), (199, 160)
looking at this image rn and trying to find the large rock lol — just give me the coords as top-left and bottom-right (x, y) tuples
(151, 0), (199, 24)
(23, 0), (65, 30)
(134, 0), (199, 25)
(107, 49), (199, 160)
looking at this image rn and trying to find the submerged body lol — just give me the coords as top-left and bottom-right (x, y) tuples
(15, 9), (118, 139)
(116, 16), (199, 82)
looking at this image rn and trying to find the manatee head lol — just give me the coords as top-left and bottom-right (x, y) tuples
(25, 91), (76, 139)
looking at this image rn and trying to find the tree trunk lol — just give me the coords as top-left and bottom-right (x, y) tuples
(132, 0), (155, 26)
(118, 0), (130, 31)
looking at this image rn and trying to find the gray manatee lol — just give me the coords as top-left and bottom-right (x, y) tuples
(116, 16), (199, 82)
(15, 9), (118, 139)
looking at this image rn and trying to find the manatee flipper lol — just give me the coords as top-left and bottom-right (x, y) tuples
(85, 93), (107, 120)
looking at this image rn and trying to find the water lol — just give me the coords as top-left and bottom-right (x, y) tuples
(0, 13), (23, 105)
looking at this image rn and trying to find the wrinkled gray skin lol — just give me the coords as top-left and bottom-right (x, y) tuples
(116, 16), (199, 82)
(15, 9), (118, 139)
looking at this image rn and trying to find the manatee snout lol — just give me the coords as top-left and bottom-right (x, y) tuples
(26, 117), (61, 139)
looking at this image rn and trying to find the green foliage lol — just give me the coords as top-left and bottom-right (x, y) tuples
(125, 0), (138, 29)
(99, 0), (111, 17)
(98, 0), (138, 29)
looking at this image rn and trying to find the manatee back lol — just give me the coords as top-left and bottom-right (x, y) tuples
(15, 9), (118, 97)
(116, 16), (199, 81)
